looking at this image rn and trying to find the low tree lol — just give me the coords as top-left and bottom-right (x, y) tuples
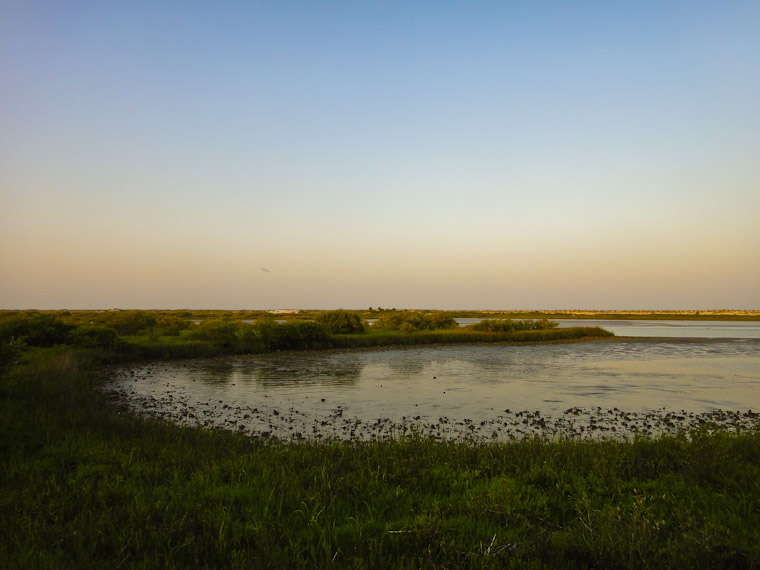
(256, 319), (330, 350)
(0, 337), (25, 377)
(469, 318), (558, 332)
(153, 315), (192, 337)
(187, 320), (242, 347)
(371, 311), (458, 332)
(0, 313), (73, 347)
(316, 310), (365, 334)
(70, 326), (121, 348)
(100, 310), (157, 336)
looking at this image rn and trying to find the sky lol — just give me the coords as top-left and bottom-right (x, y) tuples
(2, 1), (759, 310)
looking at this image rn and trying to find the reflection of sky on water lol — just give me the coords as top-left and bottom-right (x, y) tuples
(369, 318), (760, 339)
(182, 354), (364, 388)
(112, 340), (760, 429)
(553, 319), (760, 339)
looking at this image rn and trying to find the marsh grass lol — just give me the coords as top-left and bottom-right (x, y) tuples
(3, 348), (760, 568)
(325, 327), (612, 350)
(90, 326), (613, 365)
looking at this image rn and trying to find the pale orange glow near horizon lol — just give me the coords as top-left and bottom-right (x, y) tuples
(2, 2), (759, 310)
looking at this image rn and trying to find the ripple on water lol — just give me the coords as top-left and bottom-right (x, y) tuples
(104, 340), (760, 441)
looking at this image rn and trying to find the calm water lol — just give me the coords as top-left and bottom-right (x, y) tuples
(453, 318), (760, 338)
(107, 335), (760, 441)
(554, 319), (760, 339)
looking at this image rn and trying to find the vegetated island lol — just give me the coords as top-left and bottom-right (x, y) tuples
(453, 308), (760, 321)
(2, 309), (760, 568)
(0, 308), (614, 361)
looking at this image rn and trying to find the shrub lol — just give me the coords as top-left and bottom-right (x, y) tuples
(316, 310), (365, 334)
(372, 311), (458, 332)
(425, 312), (459, 330)
(0, 313), (73, 347)
(0, 337), (26, 377)
(187, 320), (242, 347)
(153, 315), (191, 337)
(469, 318), (559, 332)
(100, 311), (157, 336)
(70, 326), (121, 349)
(370, 312), (405, 331)
(256, 320), (330, 350)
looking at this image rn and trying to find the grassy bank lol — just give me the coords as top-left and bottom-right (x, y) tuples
(0, 310), (613, 367)
(330, 327), (611, 349)
(103, 325), (615, 363)
(2, 349), (760, 568)
(89, 328), (612, 368)
(441, 311), (760, 322)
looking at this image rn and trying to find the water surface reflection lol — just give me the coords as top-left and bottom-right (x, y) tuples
(106, 339), (760, 441)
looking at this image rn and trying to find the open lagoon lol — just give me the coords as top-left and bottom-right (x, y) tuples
(106, 321), (760, 442)
(553, 318), (760, 339)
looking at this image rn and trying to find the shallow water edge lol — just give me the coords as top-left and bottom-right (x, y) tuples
(103, 337), (760, 443)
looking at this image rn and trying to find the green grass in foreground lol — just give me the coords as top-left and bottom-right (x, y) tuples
(2, 349), (760, 569)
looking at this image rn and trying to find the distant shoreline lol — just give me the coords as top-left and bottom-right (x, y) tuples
(451, 310), (760, 321)
(2, 308), (759, 321)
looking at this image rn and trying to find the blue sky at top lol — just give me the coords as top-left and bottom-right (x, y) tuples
(2, 1), (758, 309)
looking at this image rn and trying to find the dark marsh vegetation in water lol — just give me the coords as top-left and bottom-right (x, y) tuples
(0, 309), (613, 363)
(2, 310), (759, 568)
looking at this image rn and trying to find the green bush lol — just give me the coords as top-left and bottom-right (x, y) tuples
(0, 313), (73, 347)
(469, 318), (559, 332)
(316, 310), (365, 334)
(70, 326), (121, 349)
(0, 337), (26, 377)
(256, 320), (330, 350)
(187, 320), (242, 347)
(372, 311), (458, 332)
(153, 315), (191, 337)
(99, 311), (157, 336)
(425, 311), (459, 329)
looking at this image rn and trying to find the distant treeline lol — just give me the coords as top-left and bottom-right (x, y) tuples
(2, 308), (758, 325)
